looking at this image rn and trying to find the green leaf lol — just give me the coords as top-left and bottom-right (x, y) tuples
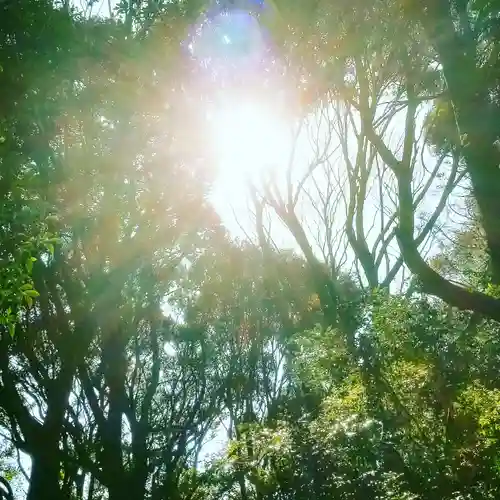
(8, 322), (15, 338)
(4, 470), (15, 482)
(24, 289), (40, 298)
(25, 256), (37, 274)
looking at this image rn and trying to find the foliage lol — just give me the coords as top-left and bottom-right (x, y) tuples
(1, 1), (500, 500)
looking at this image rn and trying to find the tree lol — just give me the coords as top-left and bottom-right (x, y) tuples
(261, 0), (500, 320)
(408, 0), (500, 283)
(217, 288), (500, 499)
(0, 2), (219, 500)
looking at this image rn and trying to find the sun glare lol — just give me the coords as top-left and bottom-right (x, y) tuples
(209, 98), (291, 183)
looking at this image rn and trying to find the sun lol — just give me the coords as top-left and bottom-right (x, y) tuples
(208, 96), (291, 184)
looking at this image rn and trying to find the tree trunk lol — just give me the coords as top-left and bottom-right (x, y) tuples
(27, 444), (63, 500)
(102, 330), (127, 500)
(421, 0), (500, 284)
(27, 365), (74, 500)
(130, 435), (149, 500)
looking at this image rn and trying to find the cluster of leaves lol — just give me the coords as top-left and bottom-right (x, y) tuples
(220, 294), (500, 499)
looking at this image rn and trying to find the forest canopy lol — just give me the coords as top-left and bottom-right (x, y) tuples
(1, 0), (500, 499)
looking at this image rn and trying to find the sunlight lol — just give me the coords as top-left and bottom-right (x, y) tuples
(208, 96), (291, 183)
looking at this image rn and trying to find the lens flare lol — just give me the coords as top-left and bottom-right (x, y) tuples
(209, 96), (290, 180)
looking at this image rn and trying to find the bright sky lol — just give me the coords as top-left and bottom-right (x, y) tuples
(186, 1), (305, 246)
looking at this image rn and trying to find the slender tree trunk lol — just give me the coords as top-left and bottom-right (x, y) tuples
(102, 330), (127, 500)
(26, 361), (74, 500)
(130, 434), (149, 500)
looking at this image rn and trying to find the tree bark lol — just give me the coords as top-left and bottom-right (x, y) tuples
(420, 0), (500, 283)
(27, 445), (63, 500)
(27, 360), (75, 500)
(101, 329), (127, 500)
